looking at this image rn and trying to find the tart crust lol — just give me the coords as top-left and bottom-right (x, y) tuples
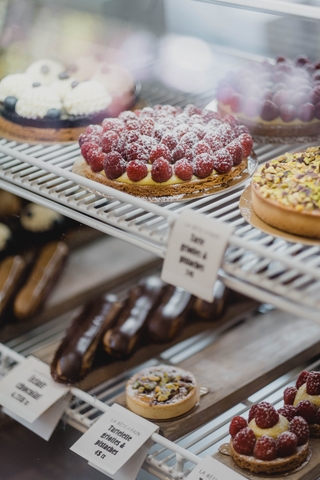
(73, 156), (248, 198)
(125, 365), (199, 420)
(229, 439), (309, 474)
(251, 147), (320, 239)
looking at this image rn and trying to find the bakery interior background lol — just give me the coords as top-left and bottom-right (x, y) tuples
(1, 0), (320, 94)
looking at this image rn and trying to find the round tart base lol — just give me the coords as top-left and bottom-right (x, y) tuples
(125, 365), (199, 420)
(229, 440), (309, 474)
(251, 184), (320, 239)
(72, 156), (248, 199)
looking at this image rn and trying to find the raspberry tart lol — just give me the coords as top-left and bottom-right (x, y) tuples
(72, 104), (253, 199)
(217, 55), (320, 142)
(251, 146), (320, 239)
(125, 364), (199, 420)
(0, 58), (137, 143)
(229, 401), (310, 474)
(282, 370), (320, 437)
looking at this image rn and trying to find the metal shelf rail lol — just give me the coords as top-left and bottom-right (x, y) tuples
(0, 134), (319, 321)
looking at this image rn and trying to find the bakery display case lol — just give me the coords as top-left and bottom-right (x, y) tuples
(1, 1), (320, 479)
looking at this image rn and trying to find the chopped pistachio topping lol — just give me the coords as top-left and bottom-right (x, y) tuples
(253, 146), (320, 212)
(131, 368), (195, 404)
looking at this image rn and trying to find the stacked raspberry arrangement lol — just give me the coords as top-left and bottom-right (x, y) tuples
(229, 401), (309, 473)
(77, 104), (253, 193)
(217, 55), (320, 138)
(282, 370), (320, 437)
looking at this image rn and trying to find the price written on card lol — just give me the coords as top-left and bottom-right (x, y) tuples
(71, 403), (158, 476)
(162, 210), (234, 301)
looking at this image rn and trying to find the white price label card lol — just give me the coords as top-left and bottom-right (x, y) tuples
(3, 392), (72, 440)
(187, 456), (247, 480)
(161, 210), (234, 301)
(70, 403), (158, 478)
(0, 356), (70, 424)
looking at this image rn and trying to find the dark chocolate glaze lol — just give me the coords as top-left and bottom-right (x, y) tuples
(103, 276), (165, 358)
(147, 286), (194, 342)
(51, 294), (119, 384)
(193, 280), (229, 320)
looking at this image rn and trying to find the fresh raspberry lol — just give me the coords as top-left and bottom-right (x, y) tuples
(276, 431), (298, 457)
(279, 104), (297, 122)
(174, 124), (189, 139)
(174, 159), (193, 181)
(289, 416), (309, 445)
(203, 132), (224, 152)
(226, 142), (243, 166)
(296, 371), (310, 389)
(216, 124), (234, 146)
(125, 142), (149, 163)
(139, 117), (155, 136)
(190, 124), (207, 140)
(254, 402), (279, 429)
(151, 157), (173, 183)
(232, 427), (256, 455)
(187, 114), (203, 126)
(306, 371), (320, 395)
(207, 118), (222, 129)
(278, 405), (297, 422)
(126, 160), (148, 182)
(193, 153), (214, 178)
(295, 54), (311, 67)
(295, 400), (316, 424)
(229, 93), (244, 113)
(316, 103), (320, 120)
(172, 144), (187, 162)
(283, 386), (298, 405)
(184, 104), (202, 116)
(223, 114), (239, 127)
(101, 130), (119, 153)
(126, 119), (139, 131)
(234, 125), (250, 136)
(272, 90), (290, 107)
(184, 149), (194, 162)
(150, 144), (172, 163)
(212, 148), (233, 174)
(217, 85), (234, 105)
(78, 133), (91, 147)
(86, 147), (106, 172)
(260, 100), (278, 121)
(180, 132), (199, 148)
(238, 133), (253, 157)
(292, 92), (309, 108)
(248, 404), (259, 423)
(254, 436), (277, 461)
(85, 124), (103, 135)
(78, 133), (101, 148)
(193, 141), (212, 156)
(139, 106), (155, 117)
(153, 124), (168, 141)
(229, 416), (248, 438)
(118, 110), (137, 122)
(81, 142), (98, 162)
(201, 109), (220, 123)
(161, 132), (178, 151)
(103, 152), (126, 180)
(102, 118), (124, 134)
(299, 102), (315, 122)
(125, 130), (140, 144)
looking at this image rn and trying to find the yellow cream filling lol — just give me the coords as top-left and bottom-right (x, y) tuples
(248, 415), (289, 439)
(294, 383), (320, 407)
(219, 103), (320, 126)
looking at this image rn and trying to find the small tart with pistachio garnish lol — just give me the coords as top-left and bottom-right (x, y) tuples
(251, 146), (320, 238)
(125, 364), (199, 420)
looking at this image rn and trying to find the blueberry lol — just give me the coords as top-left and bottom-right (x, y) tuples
(32, 82), (41, 87)
(45, 108), (61, 119)
(58, 71), (69, 80)
(41, 65), (50, 74)
(71, 81), (79, 88)
(4, 96), (18, 112)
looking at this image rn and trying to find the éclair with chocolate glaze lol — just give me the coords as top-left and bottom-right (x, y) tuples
(216, 54), (320, 140)
(126, 364), (199, 420)
(0, 255), (29, 322)
(51, 294), (122, 384)
(73, 104), (253, 199)
(13, 240), (68, 321)
(251, 146), (320, 239)
(103, 276), (165, 358)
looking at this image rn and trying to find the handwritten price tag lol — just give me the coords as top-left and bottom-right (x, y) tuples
(71, 403), (158, 479)
(161, 210), (234, 301)
(187, 457), (247, 480)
